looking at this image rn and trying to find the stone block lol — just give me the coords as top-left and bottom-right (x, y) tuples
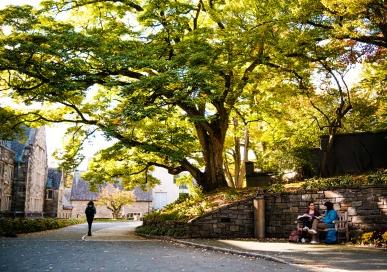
(301, 194), (312, 201)
(350, 216), (364, 223)
(235, 219), (243, 225)
(335, 197), (345, 203)
(347, 207), (357, 216)
(324, 191), (342, 198)
(199, 231), (209, 236)
(290, 207), (298, 212)
(237, 214), (247, 219)
(214, 228), (222, 233)
(351, 201), (363, 207)
(230, 226), (239, 232)
(289, 195), (301, 201)
(228, 213), (238, 219)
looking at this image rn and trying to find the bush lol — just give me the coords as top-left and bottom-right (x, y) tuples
(351, 230), (387, 247)
(301, 171), (387, 191)
(0, 218), (85, 236)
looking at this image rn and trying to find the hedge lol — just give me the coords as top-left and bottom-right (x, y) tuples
(0, 218), (85, 236)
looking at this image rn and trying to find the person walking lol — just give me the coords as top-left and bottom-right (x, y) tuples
(85, 201), (96, 236)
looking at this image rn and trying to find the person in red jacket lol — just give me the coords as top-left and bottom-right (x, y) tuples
(297, 201), (321, 243)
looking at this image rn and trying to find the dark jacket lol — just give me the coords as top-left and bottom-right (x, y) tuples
(304, 208), (321, 220)
(85, 204), (96, 218)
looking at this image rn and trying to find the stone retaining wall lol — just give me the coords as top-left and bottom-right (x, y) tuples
(265, 185), (387, 238)
(143, 185), (387, 238)
(196, 186), (387, 238)
(187, 197), (255, 238)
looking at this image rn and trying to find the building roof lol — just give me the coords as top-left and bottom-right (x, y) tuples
(70, 172), (99, 201)
(6, 127), (37, 162)
(46, 168), (62, 190)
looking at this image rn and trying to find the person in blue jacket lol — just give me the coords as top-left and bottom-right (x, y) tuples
(323, 201), (337, 225)
(322, 201), (338, 243)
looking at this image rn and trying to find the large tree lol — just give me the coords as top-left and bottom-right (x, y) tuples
(0, 0), (295, 191)
(0, 0), (384, 190)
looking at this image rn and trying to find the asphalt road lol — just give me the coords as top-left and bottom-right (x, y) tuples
(0, 221), (307, 272)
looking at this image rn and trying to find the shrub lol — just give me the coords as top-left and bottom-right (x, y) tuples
(301, 171), (387, 191)
(361, 232), (374, 245)
(267, 183), (285, 193)
(0, 218), (85, 236)
(382, 231), (387, 244)
(352, 230), (387, 247)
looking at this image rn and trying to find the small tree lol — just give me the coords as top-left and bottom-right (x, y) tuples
(96, 185), (134, 219)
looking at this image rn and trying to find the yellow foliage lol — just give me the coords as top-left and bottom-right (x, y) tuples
(95, 184), (134, 218)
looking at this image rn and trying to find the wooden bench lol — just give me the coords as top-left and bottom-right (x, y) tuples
(333, 212), (349, 243)
(295, 211), (349, 243)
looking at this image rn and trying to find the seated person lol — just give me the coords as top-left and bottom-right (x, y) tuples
(317, 201), (338, 243)
(297, 201), (321, 243)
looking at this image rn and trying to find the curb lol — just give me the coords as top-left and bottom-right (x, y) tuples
(137, 233), (289, 265)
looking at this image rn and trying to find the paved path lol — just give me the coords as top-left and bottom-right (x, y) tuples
(0, 222), (304, 272)
(177, 238), (387, 272)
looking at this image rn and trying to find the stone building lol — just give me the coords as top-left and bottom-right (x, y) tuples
(70, 171), (152, 219)
(43, 168), (72, 218)
(9, 127), (48, 217)
(44, 168), (62, 217)
(58, 187), (73, 218)
(0, 140), (15, 215)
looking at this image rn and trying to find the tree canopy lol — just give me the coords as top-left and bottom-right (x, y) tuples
(0, 0), (385, 191)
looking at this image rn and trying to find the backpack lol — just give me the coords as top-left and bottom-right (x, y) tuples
(288, 230), (300, 243)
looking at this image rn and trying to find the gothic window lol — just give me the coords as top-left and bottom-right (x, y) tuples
(46, 189), (53, 200)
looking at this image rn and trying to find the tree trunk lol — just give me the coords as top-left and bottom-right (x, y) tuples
(194, 121), (228, 192)
(236, 126), (249, 188)
(201, 135), (228, 191)
(321, 127), (337, 177)
(233, 118), (241, 187)
(112, 210), (120, 219)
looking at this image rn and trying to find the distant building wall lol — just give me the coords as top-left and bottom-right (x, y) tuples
(71, 200), (150, 219)
(0, 145), (15, 213)
(152, 167), (179, 209)
(57, 188), (72, 219)
(10, 127), (48, 217)
(43, 189), (59, 217)
(24, 127), (47, 216)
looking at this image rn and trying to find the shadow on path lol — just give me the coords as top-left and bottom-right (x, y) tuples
(182, 239), (387, 272)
